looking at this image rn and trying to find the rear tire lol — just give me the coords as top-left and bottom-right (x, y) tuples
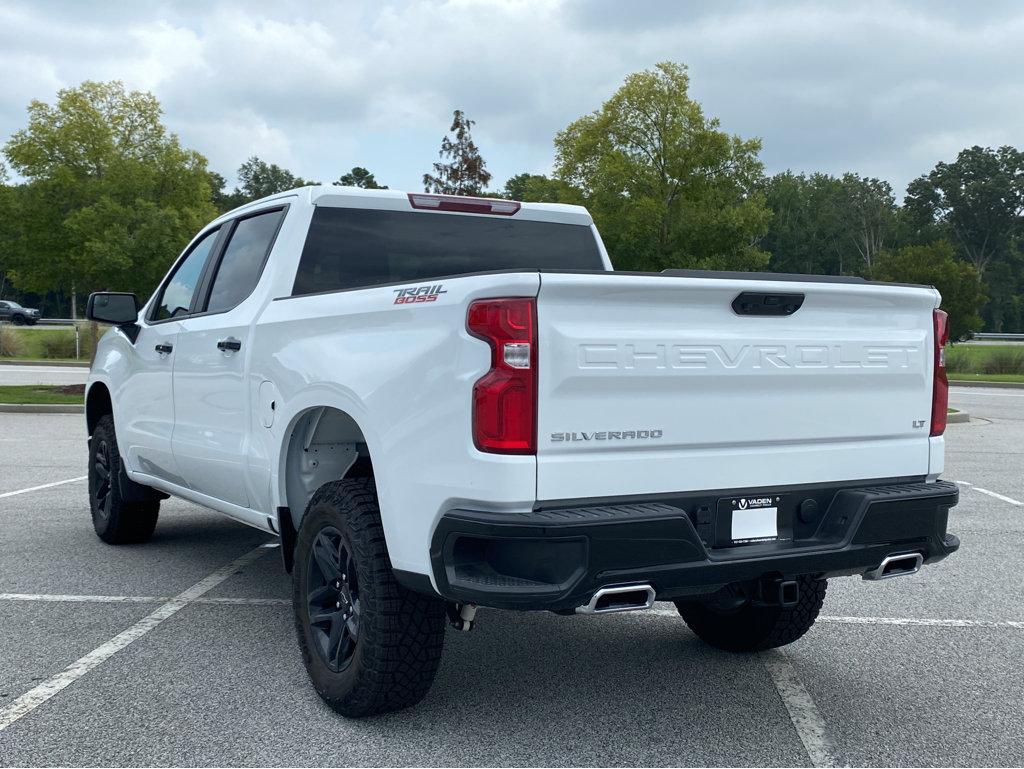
(88, 415), (159, 544)
(292, 478), (447, 717)
(676, 575), (826, 652)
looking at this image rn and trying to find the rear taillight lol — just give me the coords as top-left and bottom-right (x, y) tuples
(931, 309), (949, 436)
(467, 298), (537, 454)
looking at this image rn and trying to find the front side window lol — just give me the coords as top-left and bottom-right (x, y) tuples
(205, 209), (284, 314)
(152, 227), (220, 321)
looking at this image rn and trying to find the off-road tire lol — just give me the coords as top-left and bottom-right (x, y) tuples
(88, 415), (159, 544)
(676, 575), (826, 652)
(292, 477), (447, 717)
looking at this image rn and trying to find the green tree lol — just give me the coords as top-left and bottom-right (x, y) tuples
(841, 173), (897, 270)
(423, 110), (491, 195)
(761, 172), (843, 274)
(903, 146), (1024, 275)
(554, 62), (769, 272)
(236, 156), (315, 201)
(903, 145), (1024, 330)
(982, 251), (1024, 333)
(207, 170), (246, 212)
(871, 241), (984, 341)
(3, 81), (217, 304)
(334, 166), (386, 189)
(501, 173), (578, 203)
(761, 171), (896, 275)
(0, 163), (18, 301)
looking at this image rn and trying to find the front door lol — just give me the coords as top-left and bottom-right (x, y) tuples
(117, 226), (222, 484)
(116, 320), (181, 483)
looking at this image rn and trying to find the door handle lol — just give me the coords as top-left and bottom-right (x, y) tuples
(217, 337), (242, 352)
(155, 343), (173, 355)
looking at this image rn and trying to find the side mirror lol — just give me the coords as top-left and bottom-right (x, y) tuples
(86, 292), (139, 325)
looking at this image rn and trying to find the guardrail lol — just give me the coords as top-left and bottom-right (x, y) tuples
(973, 332), (1024, 341)
(0, 318), (76, 326)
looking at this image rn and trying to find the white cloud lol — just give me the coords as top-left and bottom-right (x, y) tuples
(0, 0), (1022, 196)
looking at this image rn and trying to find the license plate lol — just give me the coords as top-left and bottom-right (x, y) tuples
(726, 494), (781, 544)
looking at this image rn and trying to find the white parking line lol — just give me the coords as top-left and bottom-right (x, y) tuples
(7, 593), (1021, 629)
(821, 615), (1024, 629)
(763, 651), (838, 768)
(954, 480), (1023, 506)
(950, 388), (1024, 397)
(0, 593), (291, 606)
(0, 366), (86, 372)
(647, 606), (1024, 629)
(972, 487), (1023, 506)
(0, 476), (87, 499)
(0, 593), (163, 604)
(0, 543), (277, 733)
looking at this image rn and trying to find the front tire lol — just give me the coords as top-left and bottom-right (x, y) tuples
(293, 478), (447, 717)
(11, 315), (25, 326)
(88, 415), (159, 544)
(676, 575), (826, 652)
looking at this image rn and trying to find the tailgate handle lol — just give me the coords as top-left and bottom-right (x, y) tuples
(732, 291), (804, 317)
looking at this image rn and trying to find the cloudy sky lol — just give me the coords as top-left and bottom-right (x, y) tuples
(1, 0), (1021, 197)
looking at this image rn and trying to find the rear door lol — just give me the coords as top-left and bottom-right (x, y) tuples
(534, 272), (939, 502)
(171, 206), (286, 509)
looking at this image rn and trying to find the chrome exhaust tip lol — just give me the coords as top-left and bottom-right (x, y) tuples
(863, 552), (924, 581)
(576, 584), (656, 614)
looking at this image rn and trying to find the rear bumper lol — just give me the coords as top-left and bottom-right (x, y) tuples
(427, 479), (960, 611)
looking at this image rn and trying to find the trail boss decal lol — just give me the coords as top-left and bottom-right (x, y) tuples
(551, 429), (663, 442)
(394, 284), (447, 304)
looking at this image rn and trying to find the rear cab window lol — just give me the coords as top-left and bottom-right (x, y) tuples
(292, 208), (605, 296)
(205, 208), (285, 314)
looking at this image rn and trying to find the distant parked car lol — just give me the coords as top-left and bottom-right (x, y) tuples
(0, 300), (41, 325)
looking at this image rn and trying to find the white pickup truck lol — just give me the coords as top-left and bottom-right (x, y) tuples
(85, 186), (959, 717)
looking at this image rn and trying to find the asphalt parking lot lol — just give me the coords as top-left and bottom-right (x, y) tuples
(1, 386), (1022, 767)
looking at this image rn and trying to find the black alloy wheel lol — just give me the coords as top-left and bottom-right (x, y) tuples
(90, 436), (114, 526)
(306, 526), (361, 672)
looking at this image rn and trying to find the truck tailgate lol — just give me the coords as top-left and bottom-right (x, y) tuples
(535, 272), (939, 502)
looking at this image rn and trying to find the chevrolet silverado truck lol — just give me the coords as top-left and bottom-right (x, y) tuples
(85, 186), (959, 717)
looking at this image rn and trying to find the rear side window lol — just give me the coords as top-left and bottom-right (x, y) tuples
(292, 207), (604, 296)
(206, 209), (285, 313)
(152, 227), (220, 321)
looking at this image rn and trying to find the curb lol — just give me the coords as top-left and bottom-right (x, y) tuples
(947, 410), (970, 424)
(0, 360), (91, 368)
(949, 379), (1024, 390)
(0, 403), (84, 414)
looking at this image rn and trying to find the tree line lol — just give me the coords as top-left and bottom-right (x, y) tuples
(1, 67), (1019, 337)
